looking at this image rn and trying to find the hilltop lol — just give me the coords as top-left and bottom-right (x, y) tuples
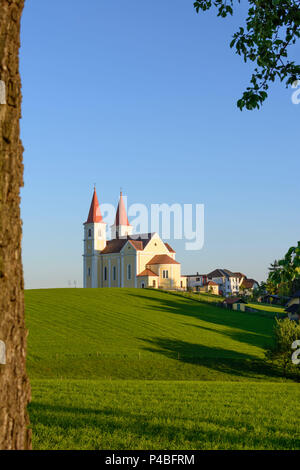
(26, 288), (281, 382)
(25, 288), (300, 450)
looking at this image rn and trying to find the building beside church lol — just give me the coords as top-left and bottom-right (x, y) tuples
(83, 189), (187, 290)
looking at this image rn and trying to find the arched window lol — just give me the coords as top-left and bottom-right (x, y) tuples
(113, 266), (116, 281)
(88, 229), (92, 238)
(127, 264), (131, 280)
(88, 268), (91, 277)
(104, 266), (107, 281)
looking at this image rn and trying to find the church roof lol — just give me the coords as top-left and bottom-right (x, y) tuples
(85, 188), (103, 224)
(137, 269), (159, 277)
(164, 242), (176, 253)
(101, 233), (154, 254)
(114, 192), (131, 226)
(147, 254), (180, 265)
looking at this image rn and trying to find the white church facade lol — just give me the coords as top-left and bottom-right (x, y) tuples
(83, 189), (187, 290)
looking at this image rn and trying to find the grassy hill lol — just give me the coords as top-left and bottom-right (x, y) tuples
(26, 288), (278, 381)
(25, 288), (300, 450)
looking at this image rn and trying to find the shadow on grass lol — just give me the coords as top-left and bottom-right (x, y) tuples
(138, 336), (282, 380)
(28, 401), (299, 450)
(127, 291), (273, 344)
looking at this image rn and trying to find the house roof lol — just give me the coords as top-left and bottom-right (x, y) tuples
(204, 281), (218, 286)
(101, 233), (154, 254)
(114, 192), (131, 227)
(185, 274), (207, 278)
(207, 269), (234, 278)
(223, 297), (247, 305)
(232, 272), (247, 279)
(208, 269), (247, 279)
(137, 269), (159, 277)
(241, 279), (258, 289)
(85, 188), (103, 224)
(164, 242), (176, 253)
(147, 254), (180, 265)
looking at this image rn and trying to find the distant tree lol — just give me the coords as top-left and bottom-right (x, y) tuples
(266, 318), (300, 376)
(193, 0), (300, 110)
(269, 260), (280, 273)
(268, 241), (300, 295)
(265, 279), (278, 296)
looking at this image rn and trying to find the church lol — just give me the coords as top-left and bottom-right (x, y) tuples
(83, 189), (187, 290)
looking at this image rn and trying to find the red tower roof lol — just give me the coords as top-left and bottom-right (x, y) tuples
(114, 192), (131, 226)
(85, 188), (103, 224)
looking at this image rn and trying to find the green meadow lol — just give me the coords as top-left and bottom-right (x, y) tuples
(25, 288), (300, 450)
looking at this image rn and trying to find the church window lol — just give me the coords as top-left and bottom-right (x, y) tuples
(127, 264), (131, 280)
(104, 267), (107, 281)
(88, 268), (91, 277)
(113, 266), (116, 281)
(88, 229), (92, 238)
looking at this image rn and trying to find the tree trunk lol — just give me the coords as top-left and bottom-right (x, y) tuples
(0, 0), (31, 450)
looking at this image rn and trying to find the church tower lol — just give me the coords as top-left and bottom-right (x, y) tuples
(111, 192), (133, 239)
(83, 188), (106, 288)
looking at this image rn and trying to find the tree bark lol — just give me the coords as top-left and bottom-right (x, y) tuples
(0, 0), (31, 450)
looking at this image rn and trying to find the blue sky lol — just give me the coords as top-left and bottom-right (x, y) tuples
(20, 0), (300, 289)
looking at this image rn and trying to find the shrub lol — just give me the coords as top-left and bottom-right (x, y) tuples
(266, 318), (300, 376)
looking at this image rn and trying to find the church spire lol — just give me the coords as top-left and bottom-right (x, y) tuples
(114, 191), (130, 226)
(85, 187), (103, 224)
(111, 191), (133, 239)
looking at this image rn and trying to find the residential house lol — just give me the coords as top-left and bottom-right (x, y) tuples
(222, 297), (248, 312)
(240, 278), (259, 296)
(185, 273), (208, 291)
(207, 269), (246, 296)
(199, 281), (219, 295)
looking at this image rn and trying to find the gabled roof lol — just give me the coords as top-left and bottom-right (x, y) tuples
(85, 188), (103, 224)
(147, 254), (180, 265)
(241, 279), (258, 289)
(114, 192), (131, 226)
(232, 272), (247, 279)
(223, 297), (247, 305)
(164, 242), (176, 253)
(208, 269), (246, 279)
(207, 269), (229, 278)
(137, 269), (159, 277)
(204, 281), (218, 286)
(185, 274), (207, 278)
(101, 233), (154, 254)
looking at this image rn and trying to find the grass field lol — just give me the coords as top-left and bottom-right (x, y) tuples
(29, 380), (300, 450)
(25, 288), (300, 450)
